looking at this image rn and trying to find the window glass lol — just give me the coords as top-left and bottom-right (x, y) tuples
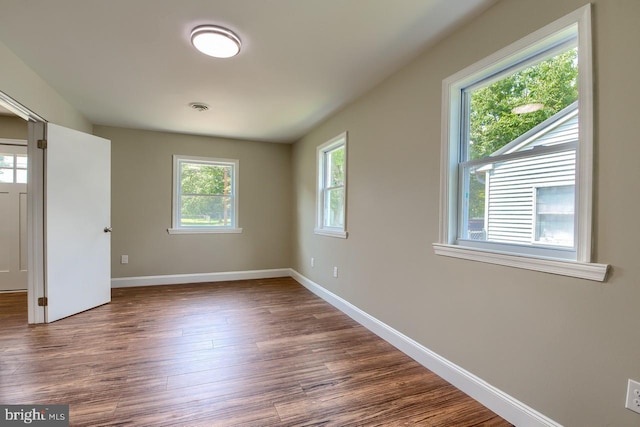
(466, 47), (578, 161)
(0, 153), (27, 184)
(0, 154), (14, 168)
(324, 187), (345, 228)
(535, 185), (575, 246)
(0, 168), (12, 183)
(327, 146), (345, 187)
(16, 155), (27, 184)
(323, 145), (345, 229)
(16, 155), (27, 168)
(16, 169), (27, 184)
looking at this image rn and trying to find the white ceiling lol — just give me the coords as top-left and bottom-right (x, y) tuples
(0, 0), (494, 142)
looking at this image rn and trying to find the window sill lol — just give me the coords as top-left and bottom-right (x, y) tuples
(167, 227), (243, 235)
(432, 243), (609, 282)
(314, 228), (348, 239)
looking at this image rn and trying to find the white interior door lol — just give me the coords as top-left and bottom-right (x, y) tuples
(0, 143), (28, 291)
(45, 123), (111, 322)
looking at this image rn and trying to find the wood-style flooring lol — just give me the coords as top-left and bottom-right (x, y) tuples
(0, 277), (512, 426)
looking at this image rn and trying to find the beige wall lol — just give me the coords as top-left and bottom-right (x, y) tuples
(0, 41), (91, 133)
(0, 115), (27, 139)
(94, 125), (292, 278)
(292, 0), (640, 425)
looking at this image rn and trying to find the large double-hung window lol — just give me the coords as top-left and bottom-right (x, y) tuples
(434, 5), (608, 281)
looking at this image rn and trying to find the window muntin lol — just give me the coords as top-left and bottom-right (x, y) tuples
(170, 155), (240, 233)
(316, 132), (347, 238)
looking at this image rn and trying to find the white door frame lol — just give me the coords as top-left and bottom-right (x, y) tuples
(27, 120), (46, 324)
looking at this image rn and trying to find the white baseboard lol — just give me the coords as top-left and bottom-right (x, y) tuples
(111, 268), (291, 288)
(290, 269), (562, 427)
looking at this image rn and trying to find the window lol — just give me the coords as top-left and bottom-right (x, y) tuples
(434, 5), (608, 281)
(315, 132), (347, 238)
(0, 153), (27, 184)
(168, 155), (241, 234)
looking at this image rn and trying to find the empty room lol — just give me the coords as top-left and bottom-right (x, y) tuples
(1, 0), (639, 426)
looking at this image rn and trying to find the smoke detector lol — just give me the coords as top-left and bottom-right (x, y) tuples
(189, 102), (210, 112)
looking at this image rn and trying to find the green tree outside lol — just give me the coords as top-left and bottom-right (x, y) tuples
(326, 146), (345, 227)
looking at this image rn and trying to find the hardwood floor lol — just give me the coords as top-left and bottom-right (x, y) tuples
(0, 278), (512, 426)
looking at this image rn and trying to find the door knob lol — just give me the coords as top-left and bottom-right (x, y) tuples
(104, 227), (112, 233)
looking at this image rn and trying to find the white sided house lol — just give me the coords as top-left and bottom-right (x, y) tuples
(478, 102), (578, 248)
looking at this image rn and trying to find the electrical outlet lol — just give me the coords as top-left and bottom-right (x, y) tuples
(625, 379), (640, 414)
(121, 255), (129, 264)
(311, 257), (315, 267)
(333, 266), (338, 278)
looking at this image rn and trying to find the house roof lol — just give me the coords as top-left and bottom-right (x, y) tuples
(490, 101), (579, 156)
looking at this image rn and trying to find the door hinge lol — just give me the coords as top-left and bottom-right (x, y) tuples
(37, 297), (48, 307)
(37, 139), (47, 149)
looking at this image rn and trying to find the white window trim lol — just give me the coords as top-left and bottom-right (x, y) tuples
(315, 132), (348, 239)
(433, 4), (609, 282)
(167, 155), (242, 235)
(315, 228), (348, 239)
(0, 138), (28, 146)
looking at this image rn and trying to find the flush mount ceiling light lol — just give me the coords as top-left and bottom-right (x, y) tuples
(191, 25), (241, 58)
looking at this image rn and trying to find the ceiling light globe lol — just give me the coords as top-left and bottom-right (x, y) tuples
(191, 25), (241, 58)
